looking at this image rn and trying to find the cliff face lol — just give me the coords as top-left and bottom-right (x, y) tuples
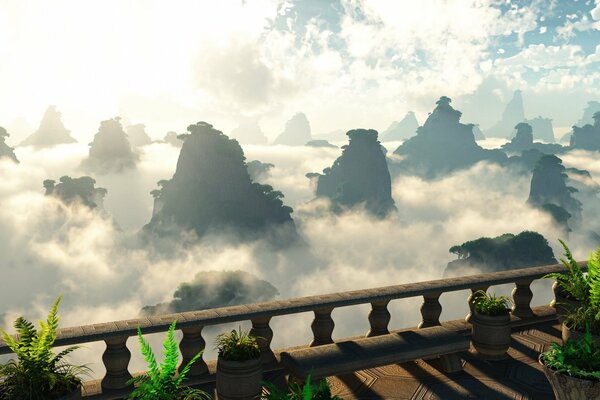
(486, 90), (525, 138)
(43, 176), (107, 210)
(392, 96), (507, 178)
(80, 117), (138, 174)
(145, 122), (296, 243)
(310, 129), (396, 217)
(20, 106), (77, 148)
(0, 127), (18, 163)
(381, 111), (419, 141)
(525, 116), (555, 142)
(527, 154), (582, 228)
(570, 112), (600, 151)
(126, 124), (152, 146)
(502, 122), (534, 153)
(445, 231), (556, 276)
(230, 117), (268, 144)
(273, 113), (312, 146)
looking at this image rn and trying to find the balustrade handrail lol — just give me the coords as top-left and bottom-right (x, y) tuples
(0, 261), (586, 355)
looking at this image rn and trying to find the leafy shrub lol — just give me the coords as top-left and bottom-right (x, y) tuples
(0, 296), (89, 399)
(542, 325), (600, 380)
(215, 328), (260, 362)
(473, 290), (512, 316)
(261, 372), (342, 400)
(128, 321), (211, 400)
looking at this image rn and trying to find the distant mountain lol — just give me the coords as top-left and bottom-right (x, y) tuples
(527, 154), (582, 231)
(230, 117), (268, 144)
(445, 231), (556, 276)
(141, 270), (278, 315)
(126, 124), (152, 146)
(20, 106), (77, 148)
(306, 139), (337, 148)
(525, 116), (555, 142)
(161, 131), (184, 147)
(273, 113), (312, 146)
(576, 101), (600, 126)
(485, 90), (525, 138)
(471, 124), (485, 140)
(381, 111), (419, 141)
(145, 122), (297, 244)
(0, 127), (18, 163)
(313, 129), (347, 142)
(80, 117), (138, 174)
(392, 96), (507, 178)
(569, 111), (600, 151)
(308, 129), (396, 217)
(501, 123), (563, 156)
(43, 175), (107, 210)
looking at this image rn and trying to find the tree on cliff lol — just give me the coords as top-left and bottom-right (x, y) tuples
(19, 106), (77, 148)
(445, 231), (556, 276)
(141, 270), (279, 315)
(308, 129), (396, 217)
(43, 175), (107, 209)
(80, 117), (139, 174)
(144, 122), (297, 244)
(0, 127), (18, 163)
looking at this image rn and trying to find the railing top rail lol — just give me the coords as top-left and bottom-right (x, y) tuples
(0, 261), (585, 354)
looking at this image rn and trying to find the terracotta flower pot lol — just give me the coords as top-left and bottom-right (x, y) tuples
(551, 283), (581, 324)
(562, 322), (600, 347)
(471, 311), (511, 360)
(216, 356), (262, 400)
(539, 353), (600, 400)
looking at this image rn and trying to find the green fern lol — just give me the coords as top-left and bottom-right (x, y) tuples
(0, 296), (89, 399)
(544, 239), (589, 302)
(261, 372), (342, 400)
(127, 320), (211, 400)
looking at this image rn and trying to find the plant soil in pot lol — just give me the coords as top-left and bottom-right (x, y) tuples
(471, 291), (512, 360)
(215, 328), (262, 400)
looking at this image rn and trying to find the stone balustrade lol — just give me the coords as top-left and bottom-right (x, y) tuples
(0, 261), (586, 396)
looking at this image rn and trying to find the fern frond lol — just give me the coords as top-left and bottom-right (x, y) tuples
(160, 321), (179, 383)
(176, 350), (203, 386)
(136, 327), (160, 382)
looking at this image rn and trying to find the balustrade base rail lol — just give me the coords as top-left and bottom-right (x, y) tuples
(80, 305), (558, 399)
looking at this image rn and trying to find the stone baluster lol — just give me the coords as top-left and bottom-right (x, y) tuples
(101, 336), (133, 392)
(178, 326), (208, 378)
(418, 292), (442, 328)
(465, 286), (489, 323)
(512, 279), (534, 318)
(251, 316), (276, 366)
(310, 307), (335, 346)
(367, 300), (391, 337)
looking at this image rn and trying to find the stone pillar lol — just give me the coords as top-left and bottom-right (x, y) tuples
(251, 316), (276, 366)
(178, 326), (208, 378)
(101, 336), (133, 392)
(465, 286), (489, 323)
(367, 300), (391, 337)
(418, 292), (442, 328)
(512, 279), (534, 318)
(310, 307), (334, 346)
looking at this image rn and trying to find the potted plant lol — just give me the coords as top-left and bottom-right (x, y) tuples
(544, 240), (600, 346)
(261, 372), (342, 399)
(0, 296), (89, 399)
(127, 320), (211, 399)
(215, 327), (262, 400)
(539, 325), (600, 399)
(470, 290), (513, 360)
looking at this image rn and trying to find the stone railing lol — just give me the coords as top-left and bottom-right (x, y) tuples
(0, 261), (586, 397)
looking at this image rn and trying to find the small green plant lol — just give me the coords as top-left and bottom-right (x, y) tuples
(542, 324), (600, 380)
(215, 327), (260, 362)
(0, 296), (89, 400)
(127, 320), (211, 400)
(261, 372), (342, 400)
(544, 240), (600, 334)
(472, 290), (512, 316)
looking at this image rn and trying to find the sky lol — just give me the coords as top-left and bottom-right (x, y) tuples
(2, 0), (600, 377)
(1, 0), (600, 143)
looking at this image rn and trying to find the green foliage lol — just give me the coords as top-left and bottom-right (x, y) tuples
(0, 296), (89, 399)
(214, 327), (260, 362)
(127, 321), (210, 400)
(543, 325), (600, 380)
(261, 373), (342, 400)
(544, 240), (600, 334)
(473, 290), (512, 316)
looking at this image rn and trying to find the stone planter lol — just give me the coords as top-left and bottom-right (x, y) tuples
(539, 353), (600, 400)
(562, 322), (600, 347)
(551, 283), (581, 324)
(471, 311), (511, 360)
(216, 356), (262, 400)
